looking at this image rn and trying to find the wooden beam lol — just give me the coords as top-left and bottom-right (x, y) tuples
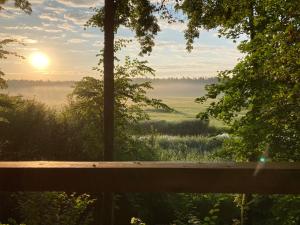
(0, 161), (299, 194)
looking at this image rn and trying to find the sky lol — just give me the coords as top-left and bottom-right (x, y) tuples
(0, 0), (244, 81)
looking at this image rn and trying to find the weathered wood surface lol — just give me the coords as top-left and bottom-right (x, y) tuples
(0, 161), (299, 194)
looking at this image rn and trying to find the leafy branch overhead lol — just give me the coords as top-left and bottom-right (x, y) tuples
(0, 38), (26, 89)
(177, 0), (260, 51)
(0, 0), (32, 14)
(86, 0), (160, 56)
(0, 0), (32, 89)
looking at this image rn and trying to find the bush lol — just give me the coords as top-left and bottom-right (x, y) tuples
(0, 95), (68, 160)
(14, 192), (94, 225)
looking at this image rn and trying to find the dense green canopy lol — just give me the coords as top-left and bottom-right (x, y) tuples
(177, 0), (300, 161)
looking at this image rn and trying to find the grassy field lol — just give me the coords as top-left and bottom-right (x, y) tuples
(146, 97), (224, 127)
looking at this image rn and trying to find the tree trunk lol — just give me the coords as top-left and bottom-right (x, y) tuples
(100, 0), (116, 225)
(104, 0), (115, 162)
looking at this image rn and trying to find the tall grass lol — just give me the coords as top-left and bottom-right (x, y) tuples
(136, 135), (224, 161)
(134, 120), (226, 136)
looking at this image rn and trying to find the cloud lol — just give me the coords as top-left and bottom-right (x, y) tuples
(1, 12), (15, 18)
(152, 59), (239, 77)
(0, 34), (38, 44)
(67, 49), (97, 53)
(68, 38), (88, 43)
(57, 23), (77, 32)
(46, 34), (65, 40)
(158, 19), (187, 32)
(145, 39), (243, 77)
(29, 0), (45, 4)
(39, 14), (61, 22)
(63, 10), (92, 26)
(81, 32), (100, 38)
(0, 2), (22, 11)
(24, 38), (38, 44)
(44, 6), (66, 13)
(155, 40), (241, 56)
(0, 5), (25, 18)
(4, 25), (43, 31)
(0, 0), (243, 79)
(55, 0), (102, 8)
(4, 25), (63, 33)
(44, 29), (63, 33)
(92, 41), (103, 48)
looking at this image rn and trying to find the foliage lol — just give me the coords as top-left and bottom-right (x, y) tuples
(177, 0), (300, 162)
(0, 94), (98, 161)
(0, 38), (25, 89)
(0, 95), (70, 160)
(0, 0), (31, 95)
(270, 195), (300, 225)
(1, 1), (299, 224)
(86, 0), (160, 55)
(126, 193), (239, 225)
(127, 193), (300, 225)
(131, 217), (146, 225)
(0, 0), (31, 85)
(1, 93), (298, 225)
(186, 202), (220, 225)
(14, 192), (94, 225)
(175, 1), (300, 224)
(177, 0), (258, 50)
(65, 52), (172, 160)
(0, 0), (32, 14)
(170, 194), (238, 225)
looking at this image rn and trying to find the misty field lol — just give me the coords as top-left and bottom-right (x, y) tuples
(2, 79), (224, 127)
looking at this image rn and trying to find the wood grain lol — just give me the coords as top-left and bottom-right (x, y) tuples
(0, 161), (299, 194)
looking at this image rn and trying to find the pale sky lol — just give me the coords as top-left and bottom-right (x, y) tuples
(0, 0), (243, 81)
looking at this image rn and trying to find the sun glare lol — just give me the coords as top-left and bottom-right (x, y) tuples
(30, 52), (49, 69)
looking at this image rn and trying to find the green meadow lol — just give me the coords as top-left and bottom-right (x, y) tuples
(146, 97), (224, 127)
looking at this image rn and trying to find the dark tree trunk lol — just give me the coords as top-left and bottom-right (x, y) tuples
(104, 0), (115, 162)
(100, 0), (116, 225)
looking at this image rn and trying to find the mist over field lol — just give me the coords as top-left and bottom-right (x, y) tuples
(2, 78), (217, 112)
(2, 80), (74, 107)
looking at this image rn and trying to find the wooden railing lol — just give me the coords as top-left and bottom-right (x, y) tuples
(0, 161), (300, 194)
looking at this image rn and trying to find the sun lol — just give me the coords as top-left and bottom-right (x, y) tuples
(30, 52), (49, 69)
